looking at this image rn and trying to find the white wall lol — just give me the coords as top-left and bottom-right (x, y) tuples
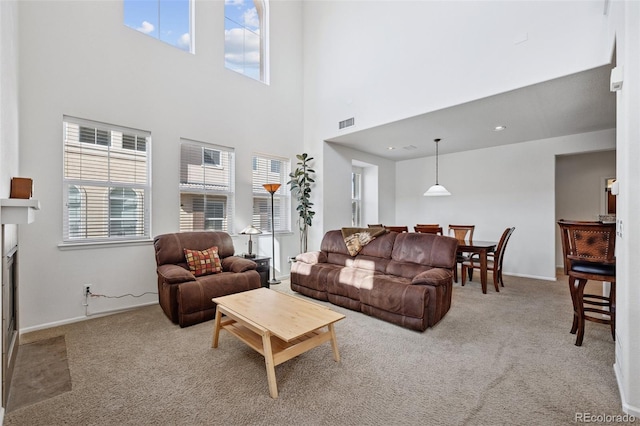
(0, 0), (19, 247)
(304, 1), (612, 142)
(302, 0), (613, 249)
(555, 150), (616, 266)
(396, 129), (615, 281)
(0, 0), (20, 415)
(321, 143), (395, 234)
(17, 0), (303, 331)
(610, 0), (640, 417)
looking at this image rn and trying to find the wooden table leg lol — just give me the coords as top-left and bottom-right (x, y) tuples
(261, 331), (278, 398)
(212, 307), (223, 348)
(480, 250), (488, 294)
(329, 323), (341, 362)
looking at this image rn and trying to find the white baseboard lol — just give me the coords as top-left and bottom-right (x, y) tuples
(19, 301), (158, 335)
(614, 362), (640, 417)
(503, 272), (557, 281)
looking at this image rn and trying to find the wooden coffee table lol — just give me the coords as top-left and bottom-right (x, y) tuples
(211, 288), (345, 398)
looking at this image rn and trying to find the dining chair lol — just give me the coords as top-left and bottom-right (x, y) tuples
(461, 227), (515, 292)
(385, 225), (409, 233)
(557, 220), (616, 346)
(448, 225), (475, 282)
(414, 224), (443, 235)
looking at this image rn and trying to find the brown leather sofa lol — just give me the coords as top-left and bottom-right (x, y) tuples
(290, 230), (458, 331)
(153, 231), (261, 327)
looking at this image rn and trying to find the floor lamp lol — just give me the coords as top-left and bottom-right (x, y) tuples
(263, 183), (281, 285)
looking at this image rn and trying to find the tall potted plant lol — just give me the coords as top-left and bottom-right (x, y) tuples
(288, 153), (315, 254)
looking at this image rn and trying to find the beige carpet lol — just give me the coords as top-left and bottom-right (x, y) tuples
(4, 275), (628, 425)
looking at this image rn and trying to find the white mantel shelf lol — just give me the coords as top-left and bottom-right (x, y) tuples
(1, 199), (40, 224)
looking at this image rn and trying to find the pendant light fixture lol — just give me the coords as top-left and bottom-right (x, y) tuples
(424, 138), (451, 196)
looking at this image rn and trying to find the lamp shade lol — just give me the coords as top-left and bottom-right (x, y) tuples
(424, 184), (451, 196)
(263, 183), (281, 194)
(241, 225), (262, 235)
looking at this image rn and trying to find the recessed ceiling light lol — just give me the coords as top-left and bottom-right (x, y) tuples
(493, 125), (507, 132)
(387, 146), (396, 150)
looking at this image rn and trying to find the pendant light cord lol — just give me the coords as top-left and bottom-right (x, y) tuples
(435, 138), (440, 185)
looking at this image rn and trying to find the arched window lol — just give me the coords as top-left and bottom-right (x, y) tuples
(224, 0), (269, 83)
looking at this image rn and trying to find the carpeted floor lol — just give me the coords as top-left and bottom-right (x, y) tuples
(6, 335), (72, 412)
(3, 275), (629, 425)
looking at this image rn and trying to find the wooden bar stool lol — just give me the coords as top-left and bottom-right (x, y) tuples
(557, 220), (616, 346)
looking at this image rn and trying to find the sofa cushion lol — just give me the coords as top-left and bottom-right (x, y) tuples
(177, 270), (261, 327)
(154, 231), (236, 267)
(358, 231), (397, 258)
(391, 232), (458, 269)
(291, 262), (343, 294)
(327, 267), (377, 302)
(359, 275), (428, 319)
(352, 255), (389, 273)
(386, 261), (433, 280)
(184, 246), (222, 276)
(295, 251), (327, 264)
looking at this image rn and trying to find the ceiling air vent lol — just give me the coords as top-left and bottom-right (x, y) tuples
(403, 145), (417, 151)
(339, 117), (355, 130)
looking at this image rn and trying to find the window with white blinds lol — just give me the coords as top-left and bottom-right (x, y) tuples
(180, 139), (235, 233)
(252, 154), (290, 233)
(63, 116), (151, 243)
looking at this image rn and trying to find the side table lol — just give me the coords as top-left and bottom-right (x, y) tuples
(244, 255), (270, 288)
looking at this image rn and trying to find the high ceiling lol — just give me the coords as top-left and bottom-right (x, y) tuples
(326, 65), (616, 161)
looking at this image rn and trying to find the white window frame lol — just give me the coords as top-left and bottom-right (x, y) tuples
(62, 116), (151, 244)
(351, 170), (362, 227)
(252, 153), (290, 233)
(179, 139), (235, 233)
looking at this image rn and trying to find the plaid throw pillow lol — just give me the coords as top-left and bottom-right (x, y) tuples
(184, 246), (222, 277)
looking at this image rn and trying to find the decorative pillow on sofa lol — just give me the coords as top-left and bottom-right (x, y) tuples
(183, 246), (222, 277)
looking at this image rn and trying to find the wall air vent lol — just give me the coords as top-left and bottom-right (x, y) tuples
(338, 117), (355, 130)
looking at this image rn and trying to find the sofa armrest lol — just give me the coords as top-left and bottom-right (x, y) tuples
(222, 256), (257, 273)
(295, 251), (327, 265)
(157, 264), (196, 284)
(411, 268), (452, 287)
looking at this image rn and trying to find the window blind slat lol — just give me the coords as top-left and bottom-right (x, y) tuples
(251, 154), (290, 233)
(63, 117), (151, 242)
(179, 139), (235, 233)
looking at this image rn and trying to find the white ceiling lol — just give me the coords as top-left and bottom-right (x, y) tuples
(326, 65), (616, 161)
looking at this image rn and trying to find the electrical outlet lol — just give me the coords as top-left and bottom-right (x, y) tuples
(83, 284), (92, 296)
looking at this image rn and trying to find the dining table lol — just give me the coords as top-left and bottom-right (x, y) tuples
(456, 240), (497, 294)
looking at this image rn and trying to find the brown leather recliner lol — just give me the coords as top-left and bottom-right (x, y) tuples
(153, 231), (261, 327)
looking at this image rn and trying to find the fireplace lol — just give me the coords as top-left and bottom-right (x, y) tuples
(0, 198), (40, 406)
(2, 246), (17, 406)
